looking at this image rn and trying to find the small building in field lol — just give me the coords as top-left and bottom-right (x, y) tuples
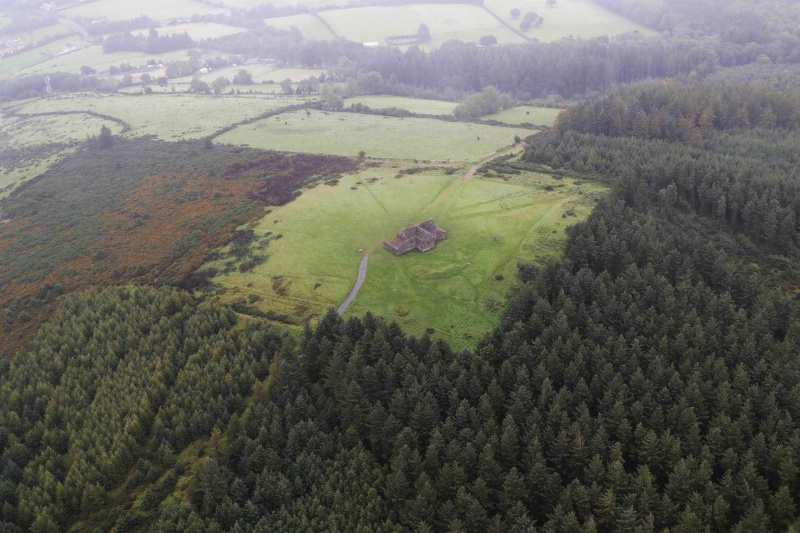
(383, 220), (447, 255)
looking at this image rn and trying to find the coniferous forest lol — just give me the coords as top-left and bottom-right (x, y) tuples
(3, 0), (800, 532)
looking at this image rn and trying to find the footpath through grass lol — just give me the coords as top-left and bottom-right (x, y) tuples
(207, 160), (605, 350)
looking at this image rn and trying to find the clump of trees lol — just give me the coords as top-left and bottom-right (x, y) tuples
(520, 12), (544, 31)
(453, 86), (514, 119)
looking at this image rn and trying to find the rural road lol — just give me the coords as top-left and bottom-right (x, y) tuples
(337, 255), (369, 314)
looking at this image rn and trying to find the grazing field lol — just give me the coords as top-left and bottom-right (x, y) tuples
(132, 22), (245, 40)
(216, 109), (526, 160)
(0, 36), (79, 79)
(11, 46), (190, 78)
(0, 112), (124, 149)
(0, 13), (11, 30)
(0, 152), (64, 200)
(345, 95), (457, 115)
(182, 63), (278, 83)
(264, 14), (338, 41)
(319, 4), (526, 48)
(2, 22), (78, 47)
(17, 93), (311, 140)
(208, 163), (605, 349)
(482, 105), (562, 126)
(484, 0), (657, 41)
(254, 67), (326, 83)
(60, 0), (228, 22)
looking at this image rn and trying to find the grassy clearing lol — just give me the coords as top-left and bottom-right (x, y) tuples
(484, 0), (657, 42)
(345, 95), (457, 115)
(17, 93), (309, 140)
(60, 0), (229, 22)
(483, 105), (562, 126)
(216, 109), (526, 160)
(0, 13), (12, 31)
(132, 22), (245, 40)
(264, 14), (338, 41)
(319, 4), (526, 48)
(12, 46), (190, 78)
(208, 162), (605, 349)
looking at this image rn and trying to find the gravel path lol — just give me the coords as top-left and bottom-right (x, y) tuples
(337, 255), (369, 314)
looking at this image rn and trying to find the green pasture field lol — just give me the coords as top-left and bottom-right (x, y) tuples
(0, 152), (64, 200)
(208, 164), (605, 349)
(482, 105), (562, 126)
(318, 4), (526, 48)
(484, 0), (657, 42)
(264, 14), (338, 41)
(11, 46), (190, 78)
(0, 112), (122, 198)
(0, 111), (124, 150)
(175, 66), (323, 85)
(17, 93), (311, 140)
(0, 36), (78, 79)
(254, 67), (326, 83)
(213, 0), (305, 8)
(132, 22), (245, 40)
(0, 13), (12, 31)
(344, 95), (457, 115)
(175, 63), (277, 84)
(2, 22), (77, 47)
(60, 0), (229, 22)
(215, 109), (526, 160)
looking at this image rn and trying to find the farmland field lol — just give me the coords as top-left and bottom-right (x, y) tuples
(0, 37), (80, 79)
(60, 0), (228, 22)
(1, 22), (77, 47)
(17, 93), (311, 140)
(180, 63), (278, 83)
(0, 153), (64, 200)
(0, 13), (11, 30)
(484, 0), (657, 41)
(216, 109), (526, 160)
(11, 46), (190, 78)
(132, 22), (245, 40)
(254, 67), (326, 83)
(319, 4), (527, 48)
(345, 95), (457, 115)
(264, 14), (338, 41)
(0, 112), (124, 149)
(482, 105), (562, 126)
(207, 163), (605, 349)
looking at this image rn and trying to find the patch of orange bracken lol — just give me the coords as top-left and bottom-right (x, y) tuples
(0, 151), (352, 357)
(94, 171), (263, 284)
(0, 172), (264, 357)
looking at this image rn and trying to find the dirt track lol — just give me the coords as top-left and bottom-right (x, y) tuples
(337, 255), (369, 314)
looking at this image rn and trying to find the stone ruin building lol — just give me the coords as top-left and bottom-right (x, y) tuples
(383, 220), (447, 255)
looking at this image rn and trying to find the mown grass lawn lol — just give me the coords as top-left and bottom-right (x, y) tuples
(215, 109), (526, 161)
(208, 163), (605, 350)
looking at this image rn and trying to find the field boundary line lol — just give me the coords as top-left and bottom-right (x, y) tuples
(479, 5), (532, 43)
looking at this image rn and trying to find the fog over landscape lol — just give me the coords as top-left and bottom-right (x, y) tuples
(1, 0), (800, 531)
